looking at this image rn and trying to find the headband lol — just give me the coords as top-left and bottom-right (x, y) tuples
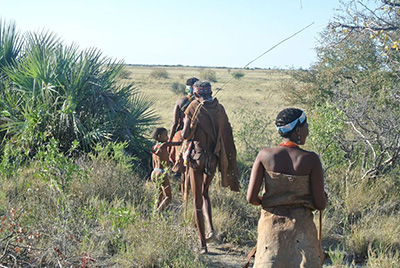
(276, 111), (306, 133)
(193, 86), (212, 95)
(185, 85), (193, 95)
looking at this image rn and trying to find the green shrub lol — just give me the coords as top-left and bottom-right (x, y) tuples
(0, 22), (158, 161)
(232, 107), (276, 165)
(0, 139), (206, 267)
(171, 81), (186, 95)
(150, 68), (169, 79)
(231, 71), (245, 80)
(199, 69), (217, 82)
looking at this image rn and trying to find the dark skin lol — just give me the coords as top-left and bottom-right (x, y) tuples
(151, 130), (181, 212)
(182, 93), (217, 251)
(170, 95), (191, 198)
(246, 122), (327, 210)
(170, 96), (190, 140)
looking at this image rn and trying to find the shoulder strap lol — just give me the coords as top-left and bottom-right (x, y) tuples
(186, 101), (203, 141)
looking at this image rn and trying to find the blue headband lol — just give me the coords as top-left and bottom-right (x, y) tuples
(276, 111), (306, 133)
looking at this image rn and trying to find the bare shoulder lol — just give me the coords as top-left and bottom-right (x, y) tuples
(300, 149), (322, 165)
(256, 147), (276, 160)
(175, 96), (188, 107)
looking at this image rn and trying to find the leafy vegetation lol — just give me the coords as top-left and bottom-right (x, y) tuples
(2, 2), (400, 265)
(150, 68), (169, 79)
(230, 71), (245, 80)
(0, 140), (206, 267)
(0, 20), (157, 161)
(284, 0), (400, 265)
(170, 81), (186, 95)
(199, 69), (217, 82)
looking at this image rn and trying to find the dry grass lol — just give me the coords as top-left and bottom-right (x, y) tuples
(123, 65), (400, 266)
(2, 65), (399, 266)
(123, 65), (289, 133)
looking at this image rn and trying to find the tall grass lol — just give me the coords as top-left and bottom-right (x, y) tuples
(0, 140), (207, 267)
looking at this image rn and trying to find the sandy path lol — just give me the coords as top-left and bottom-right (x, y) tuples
(204, 242), (252, 268)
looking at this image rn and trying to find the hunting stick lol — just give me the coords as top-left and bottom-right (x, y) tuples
(214, 22), (315, 97)
(184, 167), (190, 219)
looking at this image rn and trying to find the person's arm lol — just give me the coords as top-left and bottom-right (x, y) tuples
(181, 115), (191, 140)
(170, 104), (180, 141)
(246, 151), (265, 206)
(152, 154), (156, 169)
(309, 153), (327, 210)
(165, 141), (182, 146)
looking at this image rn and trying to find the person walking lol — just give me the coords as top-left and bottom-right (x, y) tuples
(247, 108), (327, 267)
(182, 80), (240, 253)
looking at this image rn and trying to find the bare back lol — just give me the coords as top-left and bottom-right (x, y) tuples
(259, 146), (317, 175)
(247, 146), (327, 210)
(171, 96), (190, 136)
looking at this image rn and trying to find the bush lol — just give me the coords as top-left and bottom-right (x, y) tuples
(150, 68), (169, 79)
(232, 108), (276, 165)
(199, 69), (217, 82)
(170, 82), (186, 95)
(231, 71), (245, 80)
(0, 21), (158, 161)
(0, 140), (207, 267)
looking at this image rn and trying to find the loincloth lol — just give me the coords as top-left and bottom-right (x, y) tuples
(188, 148), (217, 176)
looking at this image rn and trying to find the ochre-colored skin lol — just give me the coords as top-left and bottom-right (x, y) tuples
(151, 130), (181, 212)
(246, 122), (327, 210)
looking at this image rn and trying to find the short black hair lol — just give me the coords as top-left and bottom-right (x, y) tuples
(152, 127), (167, 140)
(186, 77), (199, 86)
(275, 108), (306, 138)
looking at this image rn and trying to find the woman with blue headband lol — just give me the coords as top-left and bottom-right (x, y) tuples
(246, 108), (327, 267)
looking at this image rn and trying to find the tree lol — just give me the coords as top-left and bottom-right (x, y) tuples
(290, 0), (400, 180)
(286, 2), (400, 262)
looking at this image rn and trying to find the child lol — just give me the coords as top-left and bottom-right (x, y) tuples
(151, 127), (182, 212)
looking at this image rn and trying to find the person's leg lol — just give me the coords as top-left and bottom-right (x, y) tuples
(157, 175), (171, 212)
(202, 172), (215, 240)
(203, 156), (217, 240)
(189, 166), (207, 252)
(181, 172), (186, 200)
(151, 170), (163, 209)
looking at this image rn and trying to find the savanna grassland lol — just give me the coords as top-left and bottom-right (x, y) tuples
(2, 2), (400, 265)
(122, 65), (288, 130)
(123, 65), (400, 267)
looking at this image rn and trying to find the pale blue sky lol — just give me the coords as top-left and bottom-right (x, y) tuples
(1, 0), (341, 69)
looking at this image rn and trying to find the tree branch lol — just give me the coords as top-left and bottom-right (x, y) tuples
(334, 22), (399, 31)
(347, 121), (377, 159)
(382, 0), (400, 7)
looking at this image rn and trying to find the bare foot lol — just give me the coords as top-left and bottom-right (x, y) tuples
(206, 230), (215, 242)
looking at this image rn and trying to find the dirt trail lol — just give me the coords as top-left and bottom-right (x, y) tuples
(204, 242), (251, 268)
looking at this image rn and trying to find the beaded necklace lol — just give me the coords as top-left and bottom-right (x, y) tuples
(151, 141), (163, 154)
(278, 140), (300, 148)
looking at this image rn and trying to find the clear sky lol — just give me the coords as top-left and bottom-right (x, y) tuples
(1, 0), (341, 69)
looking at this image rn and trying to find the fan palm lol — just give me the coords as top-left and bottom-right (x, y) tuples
(0, 19), (22, 69)
(0, 21), (158, 160)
